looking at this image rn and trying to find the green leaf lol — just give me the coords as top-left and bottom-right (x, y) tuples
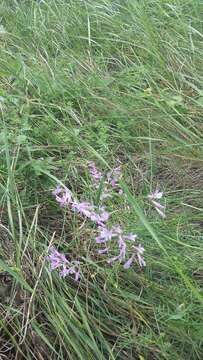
(0, 259), (33, 293)
(17, 134), (27, 144)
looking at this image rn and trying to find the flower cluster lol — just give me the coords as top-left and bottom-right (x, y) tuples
(47, 247), (80, 281)
(47, 163), (168, 280)
(107, 166), (123, 195)
(48, 180), (110, 280)
(72, 201), (109, 225)
(52, 185), (72, 207)
(87, 162), (123, 200)
(52, 185), (110, 226)
(87, 161), (102, 188)
(95, 225), (145, 268)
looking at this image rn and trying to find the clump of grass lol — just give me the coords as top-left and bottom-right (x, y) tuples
(0, 0), (203, 359)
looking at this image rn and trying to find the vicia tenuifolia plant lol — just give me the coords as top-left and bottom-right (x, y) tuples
(47, 162), (166, 281)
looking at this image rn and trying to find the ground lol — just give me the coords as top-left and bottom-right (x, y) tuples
(0, 0), (203, 359)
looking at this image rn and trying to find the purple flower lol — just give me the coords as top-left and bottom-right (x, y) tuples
(95, 236), (106, 244)
(101, 227), (114, 240)
(47, 247), (68, 270)
(107, 255), (121, 264)
(110, 179), (116, 188)
(151, 200), (165, 210)
(88, 161), (102, 185)
(47, 247), (80, 281)
(135, 244), (145, 254)
(134, 244), (146, 267)
(60, 266), (73, 278)
(90, 212), (102, 223)
(97, 248), (109, 254)
(107, 166), (122, 193)
(90, 207), (109, 225)
(99, 207), (110, 222)
(137, 254), (146, 267)
(72, 201), (94, 217)
(90, 211), (108, 225)
(53, 185), (72, 207)
(90, 212), (107, 226)
(75, 269), (80, 281)
(95, 223), (145, 270)
(52, 185), (62, 196)
(104, 226), (145, 269)
(96, 226), (114, 243)
(88, 162), (123, 200)
(112, 225), (122, 235)
(107, 234), (126, 264)
(72, 200), (110, 226)
(123, 244), (146, 269)
(118, 236), (126, 260)
(151, 200), (166, 218)
(123, 255), (134, 269)
(96, 225), (125, 244)
(123, 233), (138, 241)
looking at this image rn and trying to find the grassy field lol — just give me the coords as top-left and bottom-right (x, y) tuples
(0, 0), (203, 359)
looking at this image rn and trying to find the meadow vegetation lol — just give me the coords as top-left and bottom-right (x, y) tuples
(0, 0), (203, 359)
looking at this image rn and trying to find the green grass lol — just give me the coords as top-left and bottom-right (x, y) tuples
(0, 0), (203, 359)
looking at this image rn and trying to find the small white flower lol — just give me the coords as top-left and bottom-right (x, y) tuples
(148, 189), (166, 218)
(148, 189), (163, 200)
(0, 25), (6, 34)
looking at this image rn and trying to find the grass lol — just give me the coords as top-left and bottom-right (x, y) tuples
(0, 0), (203, 358)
